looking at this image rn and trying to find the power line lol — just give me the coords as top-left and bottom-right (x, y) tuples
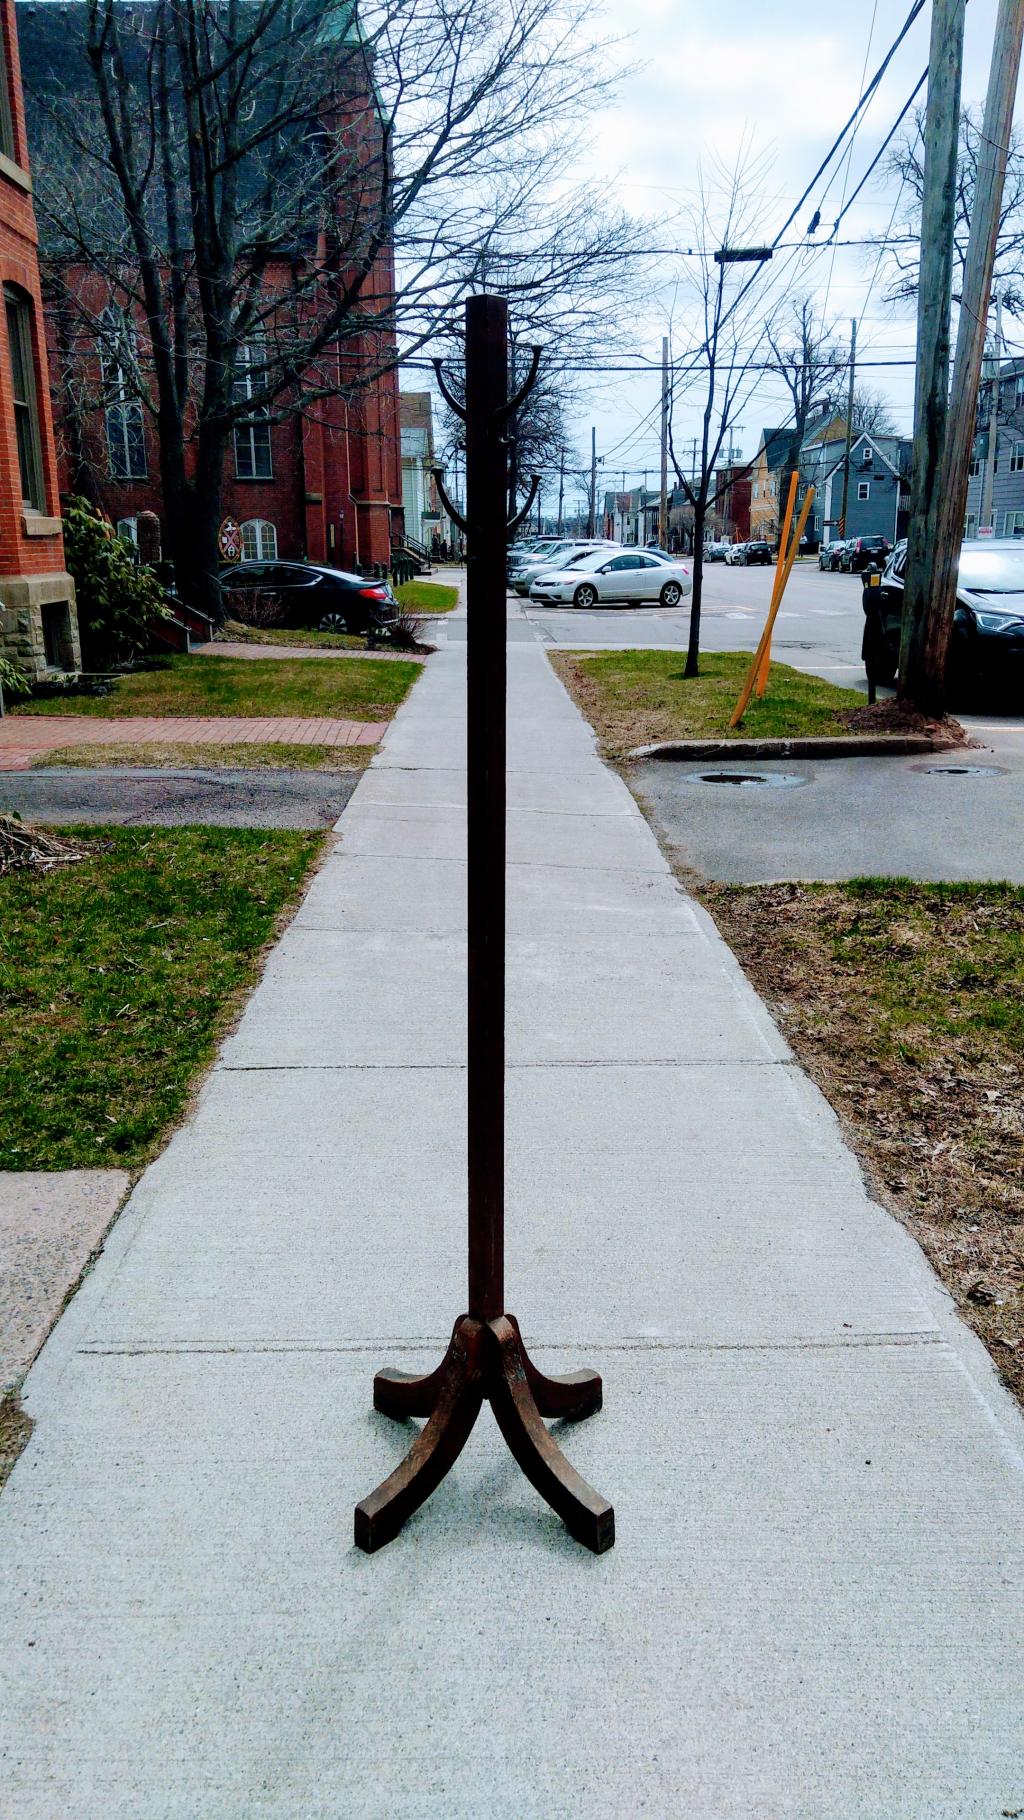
(769, 0), (927, 250)
(829, 68), (928, 237)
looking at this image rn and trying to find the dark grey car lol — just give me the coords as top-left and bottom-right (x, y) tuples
(863, 538), (1024, 691)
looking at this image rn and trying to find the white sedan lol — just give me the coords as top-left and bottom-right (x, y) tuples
(529, 548), (692, 609)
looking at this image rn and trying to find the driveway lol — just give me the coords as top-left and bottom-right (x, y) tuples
(0, 766), (361, 829)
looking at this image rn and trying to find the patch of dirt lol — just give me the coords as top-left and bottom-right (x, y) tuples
(694, 880), (1024, 1408)
(0, 1394), (33, 1492)
(840, 700), (969, 742)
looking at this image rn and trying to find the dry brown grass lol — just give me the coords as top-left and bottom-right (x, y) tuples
(697, 878), (1024, 1405)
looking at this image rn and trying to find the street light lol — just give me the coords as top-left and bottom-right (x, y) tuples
(713, 246), (774, 265)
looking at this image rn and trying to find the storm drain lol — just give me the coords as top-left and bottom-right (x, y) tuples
(911, 763), (1006, 778)
(681, 770), (805, 790)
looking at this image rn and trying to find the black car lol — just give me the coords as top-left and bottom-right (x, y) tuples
(819, 539), (845, 571)
(862, 538), (1024, 691)
(840, 534), (891, 574)
(219, 559), (399, 638)
(738, 540), (773, 566)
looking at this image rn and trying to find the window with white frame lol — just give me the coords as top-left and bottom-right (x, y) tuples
(857, 480), (870, 501)
(1011, 440), (1024, 472)
(5, 284), (45, 510)
(234, 344), (272, 479)
(100, 306), (147, 479)
(1016, 374), (1024, 410)
(241, 518), (277, 561)
(965, 512), (978, 538)
(1004, 510), (1024, 538)
(116, 516), (138, 545)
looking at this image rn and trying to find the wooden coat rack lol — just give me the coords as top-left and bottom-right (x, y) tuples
(354, 294), (614, 1555)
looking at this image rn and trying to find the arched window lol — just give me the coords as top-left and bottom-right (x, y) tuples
(241, 518), (277, 561)
(100, 306), (147, 479)
(4, 285), (45, 512)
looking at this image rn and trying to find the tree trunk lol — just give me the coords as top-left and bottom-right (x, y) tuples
(684, 503), (706, 677)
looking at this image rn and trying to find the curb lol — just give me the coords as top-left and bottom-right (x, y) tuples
(627, 734), (962, 762)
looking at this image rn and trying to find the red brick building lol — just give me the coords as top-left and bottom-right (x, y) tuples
(712, 463), (752, 544)
(17, 3), (402, 588)
(0, 0), (78, 679)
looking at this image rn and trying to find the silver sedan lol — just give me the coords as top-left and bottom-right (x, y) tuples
(529, 548), (692, 608)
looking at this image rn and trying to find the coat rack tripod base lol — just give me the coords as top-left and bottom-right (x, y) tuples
(354, 1314), (613, 1555)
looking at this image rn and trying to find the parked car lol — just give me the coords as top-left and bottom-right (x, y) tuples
(734, 540), (773, 566)
(703, 542), (729, 563)
(219, 559), (399, 638)
(724, 543), (747, 565)
(818, 539), (845, 571)
(840, 534), (892, 574)
(862, 538), (1024, 691)
(506, 537), (564, 575)
(508, 539), (617, 595)
(529, 547), (692, 609)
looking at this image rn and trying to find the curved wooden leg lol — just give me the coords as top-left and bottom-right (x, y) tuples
(487, 1316), (614, 1554)
(355, 1318), (484, 1553)
(503, 1313), (603, 1421)
(372, 1316), (470, 1419)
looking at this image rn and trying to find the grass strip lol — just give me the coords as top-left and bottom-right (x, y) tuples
(698, 877), (1024, 1407)
(0, 825), (323, 1170)
(32, 741), (373, 771)
(397, 579), (459, 613)
(551, 648), (866, 756)
(14, 654), (420, 720)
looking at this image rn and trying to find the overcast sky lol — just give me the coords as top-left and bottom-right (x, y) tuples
(557, 0), (1018, 508)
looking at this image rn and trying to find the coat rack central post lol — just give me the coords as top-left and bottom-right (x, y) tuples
(354, 294), (614, 1556)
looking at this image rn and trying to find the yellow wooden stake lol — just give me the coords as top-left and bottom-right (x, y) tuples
(729, 485), (815, 729)
(756, 471), (798, 697)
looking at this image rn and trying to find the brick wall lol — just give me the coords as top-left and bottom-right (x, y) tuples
(0, 0), (78, 678)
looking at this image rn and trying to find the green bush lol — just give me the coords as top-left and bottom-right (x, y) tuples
(62, 496), (170, 668)
(0, 655), (30, 701)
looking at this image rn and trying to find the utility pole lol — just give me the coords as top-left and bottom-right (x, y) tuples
(907, 0), (1024, 711)
(588, 426), (597, 535)
(980, 291), (1004, 531)
(899, 0), (967, 702)
(557, 452), (565, 537)
(838, 318), (858, 537)
(659, 335), (670, 549)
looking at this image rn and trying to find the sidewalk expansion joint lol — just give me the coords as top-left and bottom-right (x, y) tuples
(218, 1057), (792, 1072)
(76, 1331), (946, 1357)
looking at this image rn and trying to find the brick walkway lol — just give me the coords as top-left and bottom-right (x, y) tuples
(199, 642), (426, 662)
(0, 715), (388, 771)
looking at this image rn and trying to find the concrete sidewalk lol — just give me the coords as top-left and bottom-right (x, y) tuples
(2, 629), (1024, 1816)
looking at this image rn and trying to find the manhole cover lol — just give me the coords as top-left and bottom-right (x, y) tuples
(911, 763), (1006, 777)
(681, 770), (805, 790)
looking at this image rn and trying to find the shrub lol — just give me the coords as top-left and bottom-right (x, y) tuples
(386, 611), (432, 652)
(222, 586), (287, 628)
(0, 655), (30, 701)
(62, 496), (170, 669)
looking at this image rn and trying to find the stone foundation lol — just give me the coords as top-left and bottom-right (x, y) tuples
(0, 572), (80, 680)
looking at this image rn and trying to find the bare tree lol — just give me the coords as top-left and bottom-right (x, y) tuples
(884, 105), (1024, 321)
(665, 148), (790, 678)
(764, 296), (842, 458)
(24, 0), (646, 617)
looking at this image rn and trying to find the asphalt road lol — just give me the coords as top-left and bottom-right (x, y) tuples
(0, 767), (361, 828)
